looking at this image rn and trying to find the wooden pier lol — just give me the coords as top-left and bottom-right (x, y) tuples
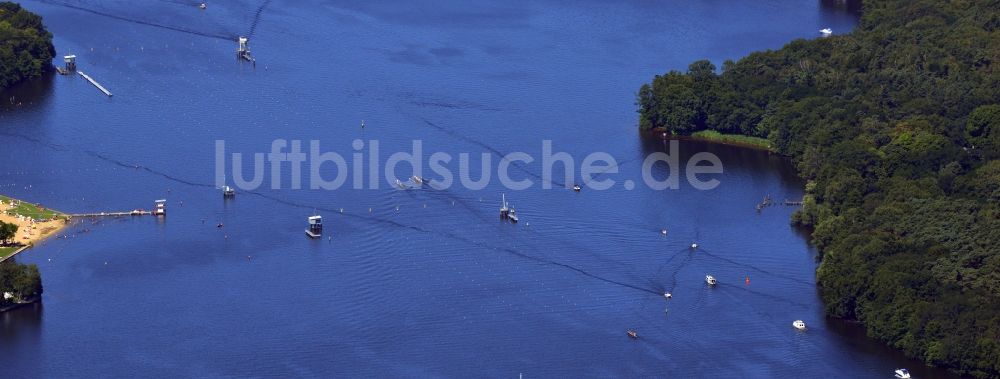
(77, 71), (113, 97)
(69, 210), (151, 218)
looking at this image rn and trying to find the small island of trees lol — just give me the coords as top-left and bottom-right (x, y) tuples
(637, 0), (998, 376)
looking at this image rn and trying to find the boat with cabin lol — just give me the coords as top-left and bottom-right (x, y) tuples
(305, 215), (323, 238)
(894, 369), (911, 378)
(793, 320), (806, 330)
(705, 275), (717, 285)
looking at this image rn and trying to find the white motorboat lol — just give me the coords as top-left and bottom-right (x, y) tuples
(573, 184), (581, 191)
(664, 292), (672, 299)
(894, 369), (911, 379)
(792, 320), (806, 330)
(820, 28), (833, 35)
(661, 229), (668, 235)
(705, 275), (717, 285)
(691, 243), (699, 249)
(199, 3), (207, 10)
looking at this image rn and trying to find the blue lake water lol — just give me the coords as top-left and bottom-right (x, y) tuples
(0, 0), (962, 377)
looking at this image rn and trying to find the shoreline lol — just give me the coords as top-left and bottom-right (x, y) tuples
(643, 128), (775, 152)
(0, 295), (40, 313)
(0, 195), (70, 260)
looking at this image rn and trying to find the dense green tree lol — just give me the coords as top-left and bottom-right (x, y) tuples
(0, 2), (55, 88)
(0, 221), (17, 245)
(636, 0), (999, 376)
(0, 259), (42, 306)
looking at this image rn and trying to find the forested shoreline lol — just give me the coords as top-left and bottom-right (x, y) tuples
(0, 2), (55, 89)
(636, 0), (999, 376)
(0, 258), (42, 308)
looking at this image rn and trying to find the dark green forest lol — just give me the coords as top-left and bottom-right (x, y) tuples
(0, 258), (42, 306)
(0, 2), (55, 89)
(637, 0), (999, 376)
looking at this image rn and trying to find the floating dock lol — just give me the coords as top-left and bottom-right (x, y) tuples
(77, 71), (113, 97)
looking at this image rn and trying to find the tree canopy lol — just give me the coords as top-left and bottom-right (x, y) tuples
(0, 258), (42, 306)
(637, 0), (999, 376)
(0, 2), (55, 89)
(0, 220), (18, 244)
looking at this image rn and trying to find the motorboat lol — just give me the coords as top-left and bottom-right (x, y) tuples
(664, 292), (672, 299)
(411, 175), (425, 185)
(661, 229), (668, 235)
(199, 3), (207, 10)
(691, 243), (699, 249)
(894, 369), (911, 379)
(500, 194), (510, 218)
(627, 330), (638, 339)
(705, 275), (717, 285)
(820, 28), (833, 35)
(792, 320), (806, 330)
(222, 185), (235, 198)
(573, 184), (581, 191)
(508, 208), (519, 223)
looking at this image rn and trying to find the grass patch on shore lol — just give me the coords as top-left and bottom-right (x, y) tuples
(0, 246), (19, 259)
(0, 195), (63, 220)
(691, 130), (772, 150)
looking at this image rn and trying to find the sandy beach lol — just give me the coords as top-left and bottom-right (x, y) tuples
(0, 198), (68, 246)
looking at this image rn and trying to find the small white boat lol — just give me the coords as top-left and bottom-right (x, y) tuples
(508, 208), (519, 223)
(792, 320), (806, 330)
(894, 369), (911, 379)
(661, 229), (668, 235)
(411, 175), (424, 185)
(395, 179), (408, 189)
(199, 3), (207, 10)
(664, 292), (672, 299)
(820, 28), (833, 35)
(691, 243), (699, 249)
(500, 193), (510, 218)
(705, 275), (717, 285)
(573, 184), (581, 192)
(361, 119), (365, 129)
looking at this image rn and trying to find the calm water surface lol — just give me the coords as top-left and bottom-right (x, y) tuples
(0, 1), (961, 378)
